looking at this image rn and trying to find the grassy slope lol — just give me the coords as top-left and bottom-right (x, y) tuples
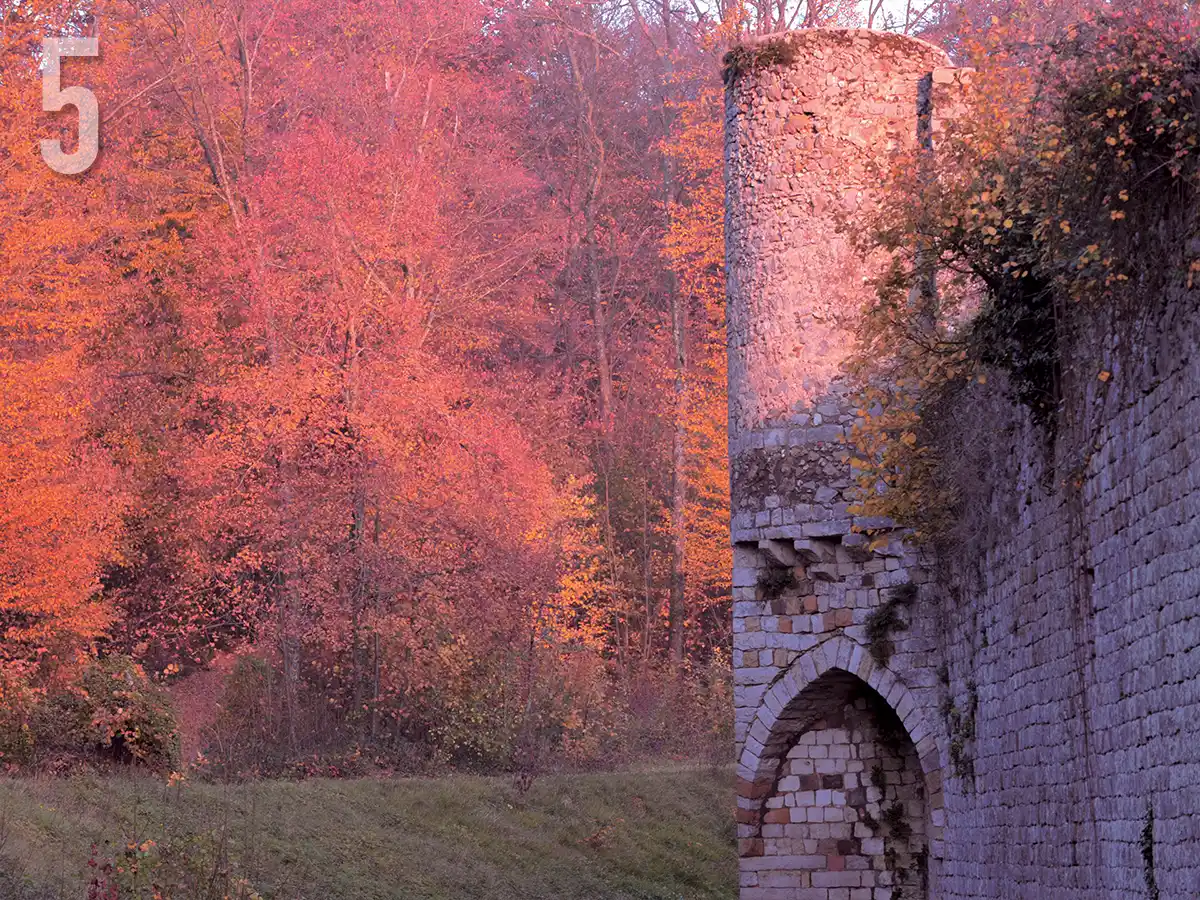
(0, 766), (735, 900)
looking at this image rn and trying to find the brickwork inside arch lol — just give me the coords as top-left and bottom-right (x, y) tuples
(743, 676), (930, 900)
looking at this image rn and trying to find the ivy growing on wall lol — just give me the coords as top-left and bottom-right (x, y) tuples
(1141, 803), (1159, 900)
(847, 2), (1200, 543)
(756, 565), (796, 604)
(865, 583), (918, 666)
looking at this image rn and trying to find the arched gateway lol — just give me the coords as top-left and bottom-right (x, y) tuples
(736, 638), (943, 898)
(724, 28), (964, 900)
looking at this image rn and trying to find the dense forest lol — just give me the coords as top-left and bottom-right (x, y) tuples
(0, 0), (829, 775)
(2, 0), (1189, 777)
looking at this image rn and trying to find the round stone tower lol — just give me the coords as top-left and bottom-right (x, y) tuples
(725, 29), (954, 900)
(726, 29), (950, 541)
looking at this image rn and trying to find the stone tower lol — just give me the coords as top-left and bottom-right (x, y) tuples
(725, 29), (958, 899)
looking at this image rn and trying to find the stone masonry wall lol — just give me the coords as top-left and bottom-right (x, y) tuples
(726, 29), (953, 900)
(726, 25), (1200, 900)
(931, 290), (1200, 899)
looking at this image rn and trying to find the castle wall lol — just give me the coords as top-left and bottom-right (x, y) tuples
(933, 291), (1200, 898)
(726, 27), (1200, 900)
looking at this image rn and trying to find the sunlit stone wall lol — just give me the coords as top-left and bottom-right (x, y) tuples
(725, 29), (952, 900)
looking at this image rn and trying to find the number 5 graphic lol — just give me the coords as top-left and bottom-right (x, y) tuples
(41, 37), (99, 175)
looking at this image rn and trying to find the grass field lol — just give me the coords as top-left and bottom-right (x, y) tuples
(0, 766), (736, 900)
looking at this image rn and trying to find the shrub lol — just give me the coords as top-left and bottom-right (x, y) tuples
(86, 832), (263, 900)
(0, 671), (39, 767)
(195, 641), (733, 778)
(78, 657), (180, 767)
(1, 657), (181, 771)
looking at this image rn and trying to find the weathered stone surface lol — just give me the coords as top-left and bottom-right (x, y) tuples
(727, 24), (1200, 900)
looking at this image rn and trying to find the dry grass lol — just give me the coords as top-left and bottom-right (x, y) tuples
(0, 765), (735, 900)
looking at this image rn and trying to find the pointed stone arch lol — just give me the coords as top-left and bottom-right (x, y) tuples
(736, 635), (945, 856)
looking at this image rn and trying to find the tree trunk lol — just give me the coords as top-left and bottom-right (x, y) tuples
(635, 0), (688, 666)
(668, 267), (687, 666)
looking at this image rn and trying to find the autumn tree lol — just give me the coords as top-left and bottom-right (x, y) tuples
(0, 3), (126, 674)
(0, 0), (898, 771)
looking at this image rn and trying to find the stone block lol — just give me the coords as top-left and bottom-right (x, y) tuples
(804, 521), (852, 538)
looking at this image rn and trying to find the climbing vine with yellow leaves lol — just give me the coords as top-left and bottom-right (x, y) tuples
(847, 1), (1200, 542)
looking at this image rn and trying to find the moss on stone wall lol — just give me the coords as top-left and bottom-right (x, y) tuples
(722, 38), (800, 84)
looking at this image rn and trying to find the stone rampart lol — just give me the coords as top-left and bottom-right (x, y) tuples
(726, 26), (1200, 900)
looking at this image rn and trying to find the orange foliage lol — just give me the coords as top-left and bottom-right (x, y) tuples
(0, 7), (124, 671)
(848, 0), (1200, 541)
(0, 0), (913, 767)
